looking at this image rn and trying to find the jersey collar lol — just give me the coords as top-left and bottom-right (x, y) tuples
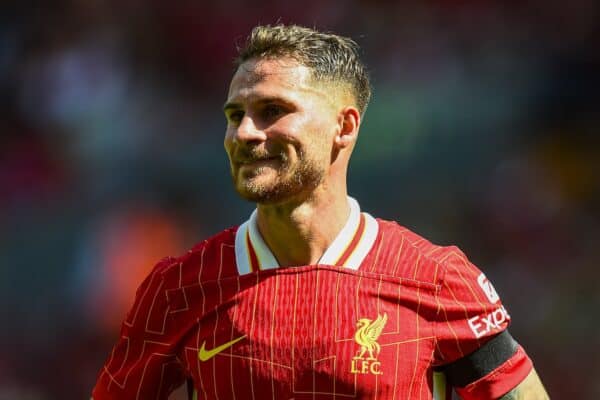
(235, 197), (379, 275)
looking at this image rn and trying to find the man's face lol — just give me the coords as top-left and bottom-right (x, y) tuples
(224, 58), (339, 205)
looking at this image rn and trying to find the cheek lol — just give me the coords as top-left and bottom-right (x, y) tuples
(224, 128), (233, 145)
(270, 114), (334, 160)
(223, 132), (235, 157)
(307, 120), (335, 154)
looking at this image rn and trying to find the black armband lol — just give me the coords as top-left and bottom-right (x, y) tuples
(444, 330), (518, 388)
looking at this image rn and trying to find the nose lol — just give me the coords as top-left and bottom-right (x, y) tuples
(231, 115), (266, 144)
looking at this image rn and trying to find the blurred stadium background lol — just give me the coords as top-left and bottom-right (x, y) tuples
(1, 0), (598, 398)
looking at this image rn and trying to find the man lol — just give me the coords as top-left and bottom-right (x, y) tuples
(92, 25), (549, 399)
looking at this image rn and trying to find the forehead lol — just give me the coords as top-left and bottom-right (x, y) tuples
(227, 58), (320, 103)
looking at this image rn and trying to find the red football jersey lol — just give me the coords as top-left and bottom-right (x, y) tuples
(92, 198), (532, 399)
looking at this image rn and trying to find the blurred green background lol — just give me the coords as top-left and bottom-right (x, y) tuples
(1, 0), (598, 398)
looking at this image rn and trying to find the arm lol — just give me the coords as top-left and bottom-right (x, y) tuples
(92, 259), (185, 399)
(431, 248), (545, 400)
(498, 368), (549, 400)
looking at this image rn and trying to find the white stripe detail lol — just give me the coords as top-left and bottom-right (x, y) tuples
(342, 212), (379, 270)
(233, 196), (378, 272)
(433, 371), (447, 400)
(248, 209), (279, 270)
(234, 221), (251, 275)
(318, 197), (361, 265)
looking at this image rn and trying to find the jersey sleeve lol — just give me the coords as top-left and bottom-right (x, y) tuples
(433, 247), (533, 399)
(92, 258), (186, 399)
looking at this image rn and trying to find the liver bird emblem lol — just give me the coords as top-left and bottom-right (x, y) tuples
(354, 313), (388, 360)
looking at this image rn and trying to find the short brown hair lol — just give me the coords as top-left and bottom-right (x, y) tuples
(236, 24), (372, 115)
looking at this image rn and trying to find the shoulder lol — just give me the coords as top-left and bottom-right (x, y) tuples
(378, 221), (507, 334)
(145, 226), (239, 291)
(373, 218), (481, 287)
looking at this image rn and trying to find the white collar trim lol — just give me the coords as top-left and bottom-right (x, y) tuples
(234, 197), (378, 274)
(247, 208), (279, 270)
(317, 197), (362, 265)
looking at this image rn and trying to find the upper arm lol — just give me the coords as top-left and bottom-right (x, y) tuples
(432, 248), (538, 399)
(434, 248), (514, 365)
(91, 260), (186, 399)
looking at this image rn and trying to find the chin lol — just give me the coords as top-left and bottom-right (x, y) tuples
(233, 180), (299, 205)
(231, 164), (324, 205)
(235, 185), (282, 204)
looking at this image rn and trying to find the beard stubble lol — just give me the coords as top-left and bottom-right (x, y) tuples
(231, 146), (326, 205)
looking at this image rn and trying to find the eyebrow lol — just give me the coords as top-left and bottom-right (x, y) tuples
(223, 96), (295, 113)
(223, 102), (241, 113)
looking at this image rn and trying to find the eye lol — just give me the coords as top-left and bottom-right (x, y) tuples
(226, 110), (244, 125)
(262, 104), (286, 120)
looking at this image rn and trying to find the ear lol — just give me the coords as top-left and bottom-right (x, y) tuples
(334, 106), (361, 150)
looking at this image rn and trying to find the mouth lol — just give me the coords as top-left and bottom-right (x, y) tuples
(237, 157), (279, 166)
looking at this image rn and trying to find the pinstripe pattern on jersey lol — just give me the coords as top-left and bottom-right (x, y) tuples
(93, 214), (526, 399)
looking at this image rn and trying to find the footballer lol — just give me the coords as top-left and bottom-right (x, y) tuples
(92, 25), (549, 399)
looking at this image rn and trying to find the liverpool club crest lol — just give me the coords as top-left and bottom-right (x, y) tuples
(351, 313), (387, 375)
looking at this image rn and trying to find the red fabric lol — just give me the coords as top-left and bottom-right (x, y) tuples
(92, 220), (529, 399)
(456, 346), (533, 400)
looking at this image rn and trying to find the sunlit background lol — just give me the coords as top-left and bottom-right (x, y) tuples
(1, 1), (598, 398)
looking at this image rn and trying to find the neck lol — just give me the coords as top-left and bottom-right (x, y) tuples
(255, 187), (350, 266)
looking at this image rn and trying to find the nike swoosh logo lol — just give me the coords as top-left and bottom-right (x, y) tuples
(198, 335), (247, 362)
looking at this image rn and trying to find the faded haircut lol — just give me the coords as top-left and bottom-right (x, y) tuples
(236, 24), (372, 115)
